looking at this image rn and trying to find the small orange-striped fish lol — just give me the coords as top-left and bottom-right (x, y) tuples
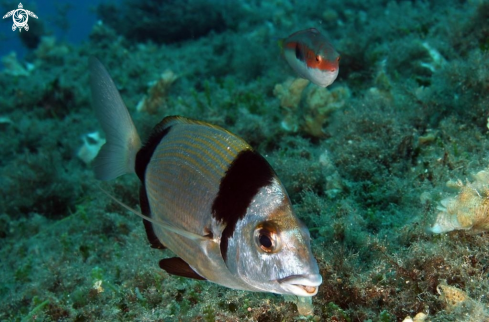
(89, 58), (322, 296)
(279, 28), (340, 87)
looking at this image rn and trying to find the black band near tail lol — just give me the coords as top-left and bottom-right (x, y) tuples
(140, 185), (166, 249)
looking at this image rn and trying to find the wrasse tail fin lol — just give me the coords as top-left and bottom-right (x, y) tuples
(277, 39), (285, 55)
(98, 185), (206, 242)
(159, 257), (207, 280)
(89, 57), (141, 181)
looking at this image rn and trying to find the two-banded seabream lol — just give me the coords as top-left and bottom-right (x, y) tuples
(89, 58), (322, 296)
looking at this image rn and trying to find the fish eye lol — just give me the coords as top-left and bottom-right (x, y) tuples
(259, 233), (272, 249)
(315, 55), (321, 62)
(254, 223), (280, 253)
(257, 229), (275, 252)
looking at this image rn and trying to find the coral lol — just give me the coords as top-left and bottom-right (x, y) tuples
(34, 36), (70, 62)
(273, 77), (350, 137)
(136, 70), (177, 114)
(436, 283), (489, 319)
(1, 52), (34, 76)
(88, 20), (119, 45)
(436, 284), (469, 312)
(273, 77), (309, 132)
(431, 169), (489, 233)
(303, 85), (350, 137)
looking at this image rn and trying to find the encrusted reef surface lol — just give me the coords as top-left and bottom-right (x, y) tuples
(1, 0), (489, 321)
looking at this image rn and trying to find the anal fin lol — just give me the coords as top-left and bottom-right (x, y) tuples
(159, 257), (206, 281)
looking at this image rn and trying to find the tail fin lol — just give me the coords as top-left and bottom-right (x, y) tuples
(277, 38), (285, 55)
(89, 57), (141, 181)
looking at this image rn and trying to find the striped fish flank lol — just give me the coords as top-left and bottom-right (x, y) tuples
(90, 57), (322, 296)
(138, 116), (251, 242)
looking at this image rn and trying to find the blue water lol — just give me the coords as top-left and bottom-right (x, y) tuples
(0, 0), (103, 59)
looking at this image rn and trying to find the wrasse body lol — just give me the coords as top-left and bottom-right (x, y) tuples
(279, 28), (340, 87)
(89, 58), (322, 296)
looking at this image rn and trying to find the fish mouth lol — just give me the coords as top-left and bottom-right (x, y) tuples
(278, 274), (322, 296)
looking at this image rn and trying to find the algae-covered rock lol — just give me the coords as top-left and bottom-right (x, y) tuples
(303, 85), (350, 137)
(97, 0), (230, 43)
(273, 77), (309, 132)
(136, 70), (178, 114)
(1, 52), (34, 77)
(273, 77), (350, 137)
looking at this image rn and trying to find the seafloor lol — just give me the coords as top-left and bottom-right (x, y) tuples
(1, 0), (489, 321)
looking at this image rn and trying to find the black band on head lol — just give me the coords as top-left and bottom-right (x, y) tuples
(212, 149), (275, 262)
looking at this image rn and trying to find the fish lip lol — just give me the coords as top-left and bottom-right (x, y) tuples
(278, 274), (322, 296)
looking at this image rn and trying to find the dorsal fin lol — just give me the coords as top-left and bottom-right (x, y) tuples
(159, 257), (206, 280)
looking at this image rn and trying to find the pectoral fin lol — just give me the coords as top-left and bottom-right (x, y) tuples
(159, 257), (206, 281)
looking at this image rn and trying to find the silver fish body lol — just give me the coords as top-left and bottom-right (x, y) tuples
(90, 58), (322, 296)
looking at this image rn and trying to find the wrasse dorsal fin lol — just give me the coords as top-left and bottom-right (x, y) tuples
(98, 185), (207, 242)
